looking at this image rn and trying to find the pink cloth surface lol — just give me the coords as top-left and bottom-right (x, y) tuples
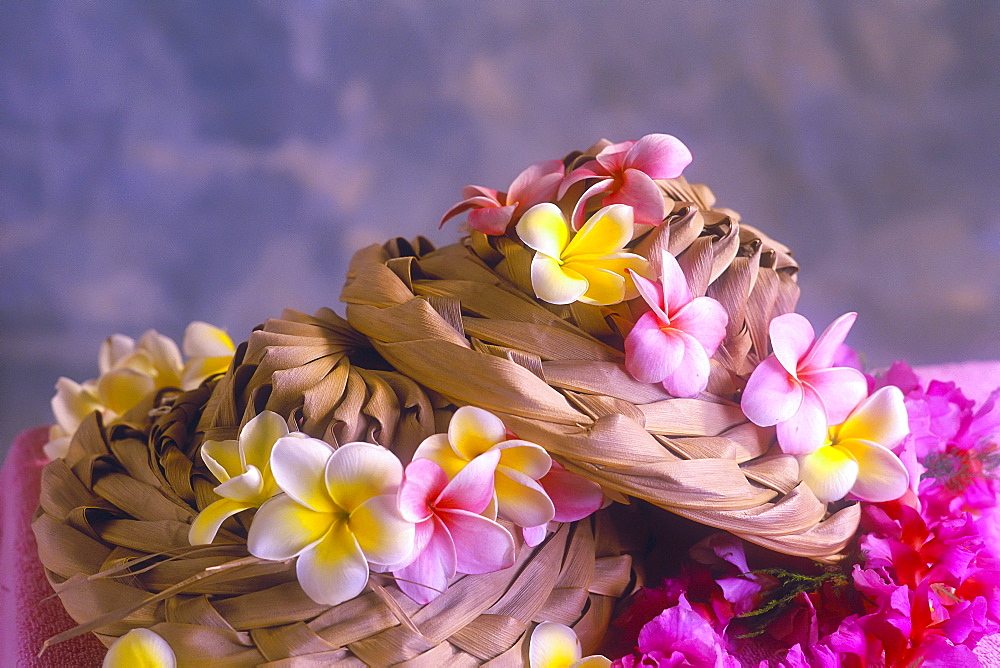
(2, 363), (999, 667)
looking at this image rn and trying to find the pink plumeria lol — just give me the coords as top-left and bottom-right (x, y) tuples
(623, 250), (728, 398)
(393, 450), (515, 604)
(440, 159), (565, 235)
(559, 134), (692, 229)
(741, 313), (868, 455)
(522, 460), (605, 547)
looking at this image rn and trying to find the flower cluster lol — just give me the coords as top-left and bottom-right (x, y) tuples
(606, 365), (1000, 666)
(191, 406), (604, 606)
(44, 321), (234, 460)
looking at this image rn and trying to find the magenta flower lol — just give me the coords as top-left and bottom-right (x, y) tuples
(393, 450), (515, 604)
(559, 134), (692, 229)
(440, 159), (565, 235)
(741, 312), (868, 455)
(623, 250), (728, 398)
(613, 595), (742, 668)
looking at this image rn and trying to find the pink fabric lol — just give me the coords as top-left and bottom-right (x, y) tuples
(0, 426), (107, 666)
(2, 362), (998, 666)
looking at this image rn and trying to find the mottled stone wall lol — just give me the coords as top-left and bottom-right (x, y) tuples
(2, 0), (998, 455)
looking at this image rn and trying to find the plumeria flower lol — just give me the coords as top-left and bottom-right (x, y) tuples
(413, 406), (555, 529)
(624, 249), (728, 398)
(799, 386), (910, 503)
(188, 411), (292, 545)
(516, 203), (651, 306)
(440, 159), (565, 235)
(44, 329), (185, 460)
(247, 438), (414, 606)
(522, 461), (605, 547)
(559, 133), (692, 229)
(741, 312), (868, 455)
(181, 321), (236, 390)
(103, 628), (176, 668)
(394, 451), (515, 604)
(529, 621), (611, 668)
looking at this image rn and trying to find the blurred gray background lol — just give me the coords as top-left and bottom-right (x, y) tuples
(2, 0), (999, 458)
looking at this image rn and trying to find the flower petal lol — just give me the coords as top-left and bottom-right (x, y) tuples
(768, 313), (814, 377)
(399, 458), (449, 523)
(577, 253), (651, 301)
(523, 524), (548, 547)
(412, 433), (467, 478)
(468, 204), (516, 235)
(51, 377), (103, 435)
(437, 449), (501, 514)
(671, 296), (729, 355)
(838, 439), (910, 502)
(531, 255), (589, 305)
(213, 465), (264, 503)
(603, 168), (666, 227)
(350, 494), (415, 566)
(567, 263), (626, 306)
(448, 406), (507, 461)
(569, 178), (615, 230)
(97, 368), (156, 415)
(801, 366), (869, 426)
(98, 334), (136, 375)
(835, 386), (910, 449)
(496, 441), (552, 480)
(440, 509), (515, 574)
(741, 356), (803, 427)
(136, 329), (183, 386)
(623, 133), (693, 180)
(658, 249), (693, 313)
(296, 520), (370, 606)
(516, 203), (570, 258)
(495, 467), (555, 527)
(529, 621), (582, 668)
(270, 436), (337, 512)
(394, 516), (456, 604)
(625, 311), (684, 384)
(200, 439), (242, 483)
(508, 159), (565, 207)
(798, 445), (860, 503)
(563, 204), (633, 258)
(801, 312), (857, 372)
(103, 628), (176, 668)
(776, 386), (830, 455)
(188, 498), (251, 546)
(558, 164), (605, 198)
(239, 410), (288, 471)
(629, 269), (668, 322)
(326, 442), (403, 512)
(661, 331), (711, 399)
(182, 321), (234, 358)
(246, 494), (332, 560)
(541, 465), (605, 523)
(595, 140), (635, 174)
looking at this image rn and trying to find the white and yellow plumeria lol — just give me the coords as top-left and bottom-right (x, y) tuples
(528, 621), (610, 668)
(44, 321), (235, 460)
(181, 321), (236, 390)
(516, 203), (651, 306)
(247, 438), (415, 606)
(189, 411), (296, 545)
(413, 405), (556, 529)
(798, 386), (910, 503)
(103, 628), (176, 668)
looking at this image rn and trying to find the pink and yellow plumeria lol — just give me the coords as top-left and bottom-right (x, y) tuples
(529, 621), (610, 668)
(798, 386), (910, 503)
(516, 203), (651, 306)
(440, 159), (565, 235)
(413, 406), (556, 529)
(741, 312), (868, 455)
(559, 133), (692, 229)
(247, 438), (414, 606)
(189, 410), (292, 546)
(522, 460), (605, 547)
(624, 249), (728, 398)
(394, 450), (515, 603)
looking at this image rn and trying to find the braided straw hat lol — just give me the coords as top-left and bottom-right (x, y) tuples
(34, 308), (633, 665)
